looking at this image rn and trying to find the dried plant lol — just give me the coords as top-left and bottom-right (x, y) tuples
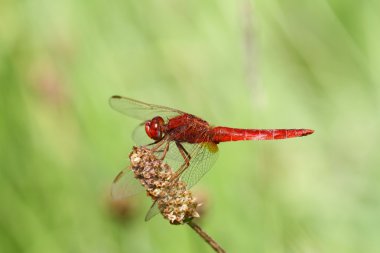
(128, 146), (225, 252)
(129, 146), (200, 224)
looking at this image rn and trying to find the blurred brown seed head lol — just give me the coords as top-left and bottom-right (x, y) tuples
(105, 187), (138, 223)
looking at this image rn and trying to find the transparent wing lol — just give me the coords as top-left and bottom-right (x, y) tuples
(161, 141), (201, 168)
(150, 135), (219, 189)
(111, 167), (145, 200)
(152, 140), (219, 189)
(109, 95), (184, 121)
(179, 142), (219, 189)
(144, 142), (219, 221)
(143, 141), (219, 222)
(144, 200), (160, 221)
(131, 123), (153, 146)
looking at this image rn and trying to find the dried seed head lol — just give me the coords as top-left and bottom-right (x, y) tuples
(129, 146), (200, 224)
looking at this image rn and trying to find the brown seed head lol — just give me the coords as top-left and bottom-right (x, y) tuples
(129, 146), (200, 224)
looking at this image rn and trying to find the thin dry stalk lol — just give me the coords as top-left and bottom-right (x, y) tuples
(188, 221), (226, 253)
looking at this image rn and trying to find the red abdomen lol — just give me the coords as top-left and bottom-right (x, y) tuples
(211, 127), (314, 143)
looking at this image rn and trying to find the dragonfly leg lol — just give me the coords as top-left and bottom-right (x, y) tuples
(147, 139), (161, 146)
(149, 138), (170, 160)
(171, 161), (189, 182)
(159, 141), (170, 160)
(150, 139), (165, 152)
(175, 142), (191, 166)
(170, 142), (192, 182)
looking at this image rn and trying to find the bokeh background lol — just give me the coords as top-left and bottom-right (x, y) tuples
(1, 0), (380, 252)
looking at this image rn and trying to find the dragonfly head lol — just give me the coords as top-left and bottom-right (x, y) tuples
(145, 116), (165, 140)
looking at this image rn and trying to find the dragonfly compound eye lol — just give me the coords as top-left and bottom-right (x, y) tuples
(145, 116), (164, 140)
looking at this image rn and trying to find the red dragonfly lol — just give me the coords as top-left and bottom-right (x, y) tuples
(110, 95), (314, 220)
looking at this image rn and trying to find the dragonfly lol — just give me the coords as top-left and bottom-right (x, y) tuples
(109, 95), (314, 220)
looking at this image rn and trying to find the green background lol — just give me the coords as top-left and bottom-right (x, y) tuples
(1, 0), (380, 252)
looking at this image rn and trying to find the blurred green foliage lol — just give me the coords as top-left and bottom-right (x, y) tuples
(1, 0), (380, 252)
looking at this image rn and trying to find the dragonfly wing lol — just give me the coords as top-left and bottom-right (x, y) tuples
(160, 141), (202, 169)
(109, 95), (184, 121)
(180, 142), (219, 189)
(131, 123), (152, 146)
(145, 200), (160, 221)
(150, 130), (219, 189)
(143, 141), (218, 221)
(111, 167), (145, 200)
(136, 140), (203, 175)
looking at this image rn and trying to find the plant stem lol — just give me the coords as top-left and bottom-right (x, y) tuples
(187, 221), (226, 253)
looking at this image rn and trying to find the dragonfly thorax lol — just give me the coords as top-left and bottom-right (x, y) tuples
(145, 116), (165, 140)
